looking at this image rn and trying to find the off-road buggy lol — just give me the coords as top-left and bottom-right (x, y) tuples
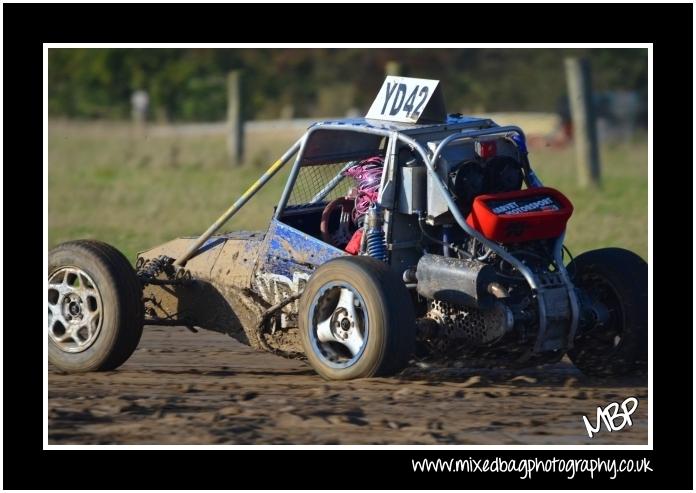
(48, 77), (648, 380)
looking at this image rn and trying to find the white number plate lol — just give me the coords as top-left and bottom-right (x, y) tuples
(366, 76), (441, 123)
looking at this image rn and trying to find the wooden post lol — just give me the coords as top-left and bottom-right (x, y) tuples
(227, 70), (244, 165)
(130, 89), (149, 136)
(565, 58), (601, 187)
(385, 60), (401, 76)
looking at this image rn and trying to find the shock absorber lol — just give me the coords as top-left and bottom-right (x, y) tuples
(364, 204), (388, 262)
(136, 255), (174, 283)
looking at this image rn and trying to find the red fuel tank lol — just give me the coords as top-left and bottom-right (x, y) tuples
(466, 187), (573, 243)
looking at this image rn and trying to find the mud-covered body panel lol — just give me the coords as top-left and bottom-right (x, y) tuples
(137, 224), (344, 351)
(137, 231), (267, 347)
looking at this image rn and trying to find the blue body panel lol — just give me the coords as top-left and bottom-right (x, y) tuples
(259, 219), (346, 280)
(248, 219), (347, 305)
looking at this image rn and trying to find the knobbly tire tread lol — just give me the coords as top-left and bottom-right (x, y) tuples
(48, 240), (144, 372)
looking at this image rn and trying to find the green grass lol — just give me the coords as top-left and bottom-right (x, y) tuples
(48, 120), (647, 263)
(529, 140), (648, 261)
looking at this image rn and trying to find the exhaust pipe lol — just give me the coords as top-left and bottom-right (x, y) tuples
(415, 254), (496, 308)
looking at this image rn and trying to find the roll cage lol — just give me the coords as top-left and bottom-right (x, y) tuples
(173, 117), (579, 351)
(175, 118), (564, 290)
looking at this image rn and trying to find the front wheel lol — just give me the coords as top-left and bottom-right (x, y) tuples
(48, 240), (144, 372)
(567, 247), (647, 377)
(298, 256), (415, 380)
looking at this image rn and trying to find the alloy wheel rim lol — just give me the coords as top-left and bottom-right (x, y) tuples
(48, 267), (103, 353)
(308, 282), (369, 369)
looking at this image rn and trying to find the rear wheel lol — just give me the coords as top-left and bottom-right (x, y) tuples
(48, 240), (144, 372)
(567, 248), (647, 377)
(299, 256), (415, 380)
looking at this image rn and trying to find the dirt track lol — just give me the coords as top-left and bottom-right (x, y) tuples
(48, 327), (648, 445)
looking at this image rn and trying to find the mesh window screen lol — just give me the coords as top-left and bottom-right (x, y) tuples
(287, 162), (358, 206)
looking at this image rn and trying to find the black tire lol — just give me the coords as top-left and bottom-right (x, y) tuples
(48, 240), (144, 372)
(298, 256), (415, 380)
(567, 248), (647, 377)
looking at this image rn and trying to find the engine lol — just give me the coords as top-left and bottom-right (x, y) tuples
(450, 155), (524, 216)
(410, 137), (576, 360)
(416, 136), (528, 224)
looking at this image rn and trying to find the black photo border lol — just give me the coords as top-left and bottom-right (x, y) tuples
(3, 2), (692, 490)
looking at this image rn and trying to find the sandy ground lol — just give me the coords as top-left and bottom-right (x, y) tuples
(48, 327), (648, 445)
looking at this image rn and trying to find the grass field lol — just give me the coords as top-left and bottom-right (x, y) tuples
(48, 120), (648, 263)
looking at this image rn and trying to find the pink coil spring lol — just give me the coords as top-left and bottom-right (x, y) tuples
(343, 156), (384, 221)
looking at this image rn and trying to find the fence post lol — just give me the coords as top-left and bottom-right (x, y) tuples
(227, 70), (244, 165)
(130, 89), (149, 135)
(565, 58), (601, 187)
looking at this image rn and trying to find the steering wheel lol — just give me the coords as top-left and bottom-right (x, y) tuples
(320, 197), (355, 247)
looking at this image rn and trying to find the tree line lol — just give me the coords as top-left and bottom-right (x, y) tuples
(48, 48), (648, 122)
